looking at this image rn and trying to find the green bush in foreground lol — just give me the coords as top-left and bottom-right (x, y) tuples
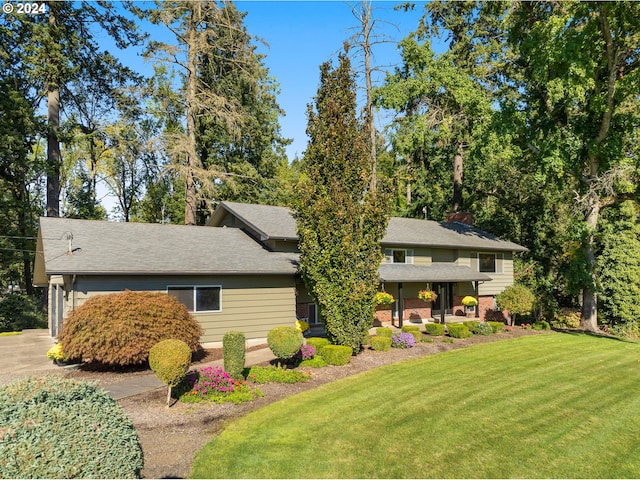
(370, 336), (392, 351)
(247, 365), (310, 384)
(473, 323), (494, 336)
(268, 326), (304, 361)
(223, 331), (246, 380)
(463, 320), (480, 331)
(447, 323), (471, 339)
(532, 320), (551, 331)
(149, 339), (192, 407)
(375, 327), (392, 337)
(424, 323), (446, 336)
(299, 356), (328, 368)
(306, 337), (331, 351)
(487, 321), (505, 333)
(0, 377), (143, 478)
(320, 345), (352, 366)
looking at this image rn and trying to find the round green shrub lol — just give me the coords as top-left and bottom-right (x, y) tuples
(59, 290), (203, 366)
(0, 377), (143, 478)
(320, 345), (352, 366)
(463, 320), (480, 331)
(487, 321), (505, 333)
(376, 327), (392, 337)
(149, 339), (192, 387)
(424, 323), (446, 336)
(473, 322), (494, 336)
(370, 335), (392, 352)
(447, 323), (471, 339)
(267, 326), (304, 360)
(532, 320), (551, 331)
(401, 325), (421, 333)
(306, 337), (331, 351)
(496, 284), (536, 322)
(223, 331), (246, 380)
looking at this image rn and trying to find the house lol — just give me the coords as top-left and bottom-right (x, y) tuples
(35, 202), (527, 343)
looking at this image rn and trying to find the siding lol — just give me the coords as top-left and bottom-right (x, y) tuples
(72, 274), (296, 343)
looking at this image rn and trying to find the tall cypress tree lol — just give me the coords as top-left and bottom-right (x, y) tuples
(294, 52), (391, 353)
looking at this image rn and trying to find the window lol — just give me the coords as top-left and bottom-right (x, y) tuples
(385, 248), (414, 264)
(167, 286), (221, 312)
(478, 253), (497, 273)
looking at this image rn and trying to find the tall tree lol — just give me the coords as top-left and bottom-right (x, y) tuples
(506, 1), (640, 331)
(294, 52), (391, 353)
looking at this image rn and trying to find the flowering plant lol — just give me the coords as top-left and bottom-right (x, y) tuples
(296, 319), (309, 333)
(504, 325), (513, 332)
(461, 296), (478, 307)
(183, 366), (237, 399)
(295, 344), (316, 361)
(418, 290), (437, 302)
(373, 291), (394, 306)
(46, 343), (66, 362)
(391, 332), (415, 349)
(521, 323), (531, 330)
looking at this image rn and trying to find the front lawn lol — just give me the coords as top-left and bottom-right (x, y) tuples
(191, 333), (640, 478)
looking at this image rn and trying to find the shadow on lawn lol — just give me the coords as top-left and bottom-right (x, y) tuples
(554, 327), (639, 344)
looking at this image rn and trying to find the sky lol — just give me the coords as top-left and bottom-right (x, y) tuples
(121, 1), (431, 160)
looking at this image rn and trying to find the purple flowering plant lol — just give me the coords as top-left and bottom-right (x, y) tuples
(182, 366), (237, 399)
(391, 332), (415, 349)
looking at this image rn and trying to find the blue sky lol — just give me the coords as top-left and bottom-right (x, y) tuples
(123, 1), (430, 160)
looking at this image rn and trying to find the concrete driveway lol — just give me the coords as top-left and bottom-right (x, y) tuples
(0, 329), (59, 386)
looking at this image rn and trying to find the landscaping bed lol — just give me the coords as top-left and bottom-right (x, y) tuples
(63, 327), (549, 479)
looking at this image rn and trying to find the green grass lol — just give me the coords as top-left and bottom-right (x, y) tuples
(191, 333), (640, 478)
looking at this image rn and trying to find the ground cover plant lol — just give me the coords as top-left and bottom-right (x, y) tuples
(191, 333), (640, 478)
(177, 366), (262, 404)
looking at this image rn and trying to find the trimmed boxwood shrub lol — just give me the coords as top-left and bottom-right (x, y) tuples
(320, 345), (352, 365)
(223, 331), (246, 380)
(59, 290), (203, 366)
(488, 321), (505, 333)
(376, 327), (392, 337)
(0, 377), (144, 478)
(306, 337), (331, 351)
(447, 323), (471, 339)
(473, 322), (494, 336)
(424, 323), (446, 336)
(267, 326), (303, 361)
(463, 320), (480, 331)
(149, 339), (192, 406)
(370, 335), (392, 351)
(401, 325), (422, 343)
(532, 320), (551, 331)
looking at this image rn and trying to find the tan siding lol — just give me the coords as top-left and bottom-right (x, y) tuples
(432, 248), (457, 263)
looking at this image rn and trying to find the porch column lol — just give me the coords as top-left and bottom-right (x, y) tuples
(398, 282), (404, 328)
(475, 281), (480, 319)
(439, 284), (445, 325)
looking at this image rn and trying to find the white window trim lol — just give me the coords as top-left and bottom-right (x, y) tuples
(384, 248), (414, 264)
(477, 252), (503, 274)
(167, 285), (222, 313)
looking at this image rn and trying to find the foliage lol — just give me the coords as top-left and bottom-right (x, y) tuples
(447, 324), (471, 339)
(293, 51), (391, 354)
(296, 319), (309, 333)
(373, 291), (395, 306)
(485, 310), (508, 323)
(532, 321), (551, 331)
(424, 323), (446, 336)
(461, 296), (478, 307)
(267, 326), (303, 361)
(463, 321), (479, 331)
(391, 332), (415, 349)
(0, 294), (46, 333)
(223, 331), (246, 381)
(177, 366), (261, 404)
(46, 343), (66, 362)
(487, 322), (505, 333)
(400, 325), (422, 343)
(58, 291), (202, 366)
(418, 290), (437, 302)
(375, 327), (393, 337)
(319, 345), (352, 366)
(370, 336), (392, 352)
(247, 366), (310, 384)
(552, 309), (581, 329)
(0, 377), (143, 478)
(294, 344), (316, 362)
(306, 337), (331, 351)
(149, 339), (192, 387)
(473, 322), (494, 336)
(496, 285), (536, 324)
(298, 356), (328, 368)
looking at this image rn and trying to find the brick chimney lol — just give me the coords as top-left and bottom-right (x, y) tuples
(445, 211), (474, 226)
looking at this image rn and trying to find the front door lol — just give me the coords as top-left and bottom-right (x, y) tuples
(432, 283), (453, 316)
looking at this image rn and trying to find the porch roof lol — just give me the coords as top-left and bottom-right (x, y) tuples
(378, 263), (493, 283)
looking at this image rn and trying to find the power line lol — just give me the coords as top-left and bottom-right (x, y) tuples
(0, 235), (38, 240)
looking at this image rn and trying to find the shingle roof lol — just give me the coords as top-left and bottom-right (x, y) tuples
(37, 217), (298, 276)
(378, 263), (493, 283)
(209, 202), (527, 252)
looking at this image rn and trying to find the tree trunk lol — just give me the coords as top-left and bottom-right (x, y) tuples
(184, 5), (199, 226)
(452, 144), (463, 213)
(46, 3), (61, 218)
(361, 1), (377, 193)
(580, 195), (600, 332)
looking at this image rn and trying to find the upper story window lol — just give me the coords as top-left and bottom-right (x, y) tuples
(478, 253), (502, 273)
(168, 285), (221, 312)
(385, 248), (413, 264)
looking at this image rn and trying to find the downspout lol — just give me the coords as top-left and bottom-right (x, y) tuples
(398, 282), (404, 328)
(475, 281), (480, 319)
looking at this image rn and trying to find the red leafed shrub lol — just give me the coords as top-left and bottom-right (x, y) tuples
(59, 290), (203, 366)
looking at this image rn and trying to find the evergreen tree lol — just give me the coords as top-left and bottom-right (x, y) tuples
(294, 52), (391, 353)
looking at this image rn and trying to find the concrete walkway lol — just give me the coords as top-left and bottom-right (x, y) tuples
(0, 329), (276, 399)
